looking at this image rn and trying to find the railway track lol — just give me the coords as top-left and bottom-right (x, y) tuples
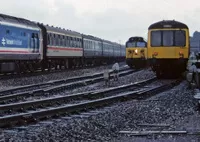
(0, 62), (126, 81)
(0, 66), (133, 103)
(0, 76), (181, 128)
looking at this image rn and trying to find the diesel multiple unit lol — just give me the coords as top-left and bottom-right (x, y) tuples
(147, 20), (190, 78)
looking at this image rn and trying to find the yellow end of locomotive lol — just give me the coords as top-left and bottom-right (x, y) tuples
(126, 37), (147, 69)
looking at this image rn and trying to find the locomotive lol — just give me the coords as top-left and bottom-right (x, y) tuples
(126, 36), (147, 69)
(0, 14), (125, 73)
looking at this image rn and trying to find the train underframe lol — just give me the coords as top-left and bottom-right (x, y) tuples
(126, 58), (147, 69)
(0, 56), (125, 74)
(149, 58), (188, 78)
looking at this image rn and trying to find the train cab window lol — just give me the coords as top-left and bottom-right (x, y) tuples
(136, 42), (146, 47)
(126, 42), (136, 47)
(175, 30), (186, 46)
(151, 31), (162, 47)
(163, 31), (173, 46)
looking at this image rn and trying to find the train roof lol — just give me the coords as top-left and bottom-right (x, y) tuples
(148, 20), (188, 29)
(44, 24), (82, 37)
(0, 13), (39, 28)
(82, 34), (102, 41)
(128, 36), (146, 42)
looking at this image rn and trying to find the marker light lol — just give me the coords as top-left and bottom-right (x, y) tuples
(153, 52), (158, 56)
(179, 51), (184, 58)
(136, 49), (138, 53)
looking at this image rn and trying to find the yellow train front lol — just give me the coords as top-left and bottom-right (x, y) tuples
(126, 37), (147, 69)
(147, 20), (190, 78)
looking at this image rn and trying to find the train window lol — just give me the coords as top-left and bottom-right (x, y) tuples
(62, 36), (64, 46)
(77, 38), (79, 47)
(47, 34), (50, 45)
(78, 39), (80, 48)
(151, 31), (162, 47)
(74, 38), (77, 48)
(59, 35), (61, 46)
(136, 42), (146, 47)
(70, 37), (73, 47)
(65, 36), (68, 46)
(66, 36), (70, 47)
(6, 29), (10, 34)
(175, 30), (186, 46)
(163, 31), (173, 46)
(53, 34), (56, 46)
(77, 38), (79, 48)
(35, 33), (39, 51)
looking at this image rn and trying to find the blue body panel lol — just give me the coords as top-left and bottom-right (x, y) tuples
(0, 24), (40, 51)
(0, 24), (42, 60)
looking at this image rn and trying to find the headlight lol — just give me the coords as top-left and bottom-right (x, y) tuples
(135, 49), (138, 54)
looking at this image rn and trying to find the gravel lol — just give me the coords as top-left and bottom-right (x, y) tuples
(3, 71), (200, 142)
(0, 62), (126, 91)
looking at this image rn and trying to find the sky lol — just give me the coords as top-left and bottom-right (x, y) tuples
(0, 0), (200, 44)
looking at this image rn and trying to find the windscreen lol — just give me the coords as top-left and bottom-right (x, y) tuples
(151, 30), (186, 47)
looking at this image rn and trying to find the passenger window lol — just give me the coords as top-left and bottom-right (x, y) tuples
(66, 36), (69, 46)
(63, 36), (65, 47)
(70, 37), (73, 47)
(58, 35), (61, 46)
(47, 34), (50, 45)
(74, 38), (77, 48)
(53, 34), (56, 46)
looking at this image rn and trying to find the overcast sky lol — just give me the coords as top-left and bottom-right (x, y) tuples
(0, 0), (200, 44)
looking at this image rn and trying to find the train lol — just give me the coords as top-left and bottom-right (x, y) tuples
(125, 36), (147, 69)
(0, 14), (125, 73)
(147, 20), (190, 78)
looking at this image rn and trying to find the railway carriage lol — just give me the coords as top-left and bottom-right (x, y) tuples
(0, 14), (43, 73)
(120, 45), (126, 59)
(147, 20), (190, 78)
(126, 36), (147, 68)
(113, 42), (121, 59)
(37, 24), (84, 69)
(82, 35), (103, 65)
(0, 13), (126, 73)
(102, 39), (115, 63)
